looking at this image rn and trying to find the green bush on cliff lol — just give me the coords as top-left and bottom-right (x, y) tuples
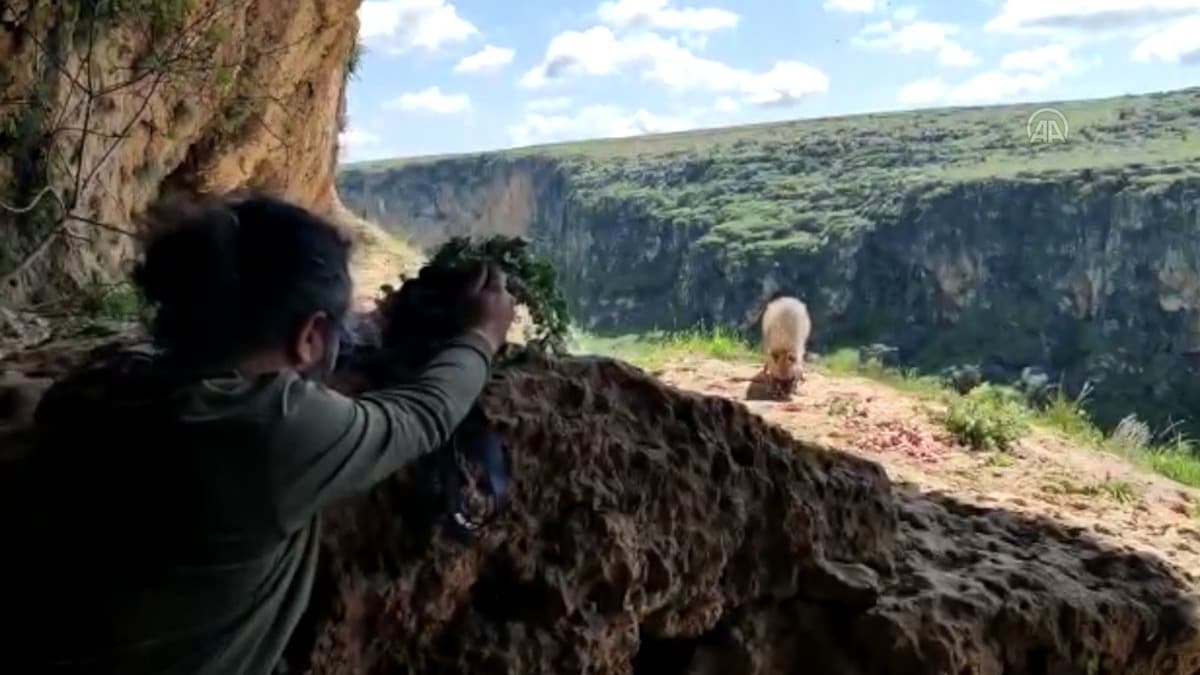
(423, 236), (571, 353)
(940, 384), (1030, 452)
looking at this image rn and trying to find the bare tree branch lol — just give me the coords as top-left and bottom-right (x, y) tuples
(65, 213), (139, 238)
(1, 0), (320, 294)
(0, 185), (63, 215)
(72, 6), (99, 212)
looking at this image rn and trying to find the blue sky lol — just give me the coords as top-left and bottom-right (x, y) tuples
(339, 0), (1200, 162)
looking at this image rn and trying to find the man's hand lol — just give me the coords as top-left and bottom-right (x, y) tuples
(461, 262), (516, 354)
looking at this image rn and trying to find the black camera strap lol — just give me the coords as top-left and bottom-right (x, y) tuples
(436, 411), (511, 543)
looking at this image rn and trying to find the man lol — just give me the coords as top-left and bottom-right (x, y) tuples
(9, 193), (516, 674)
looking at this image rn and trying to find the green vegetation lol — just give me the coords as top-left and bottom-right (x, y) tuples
(346, 40), (365, 81)
(345, 88), (1200, 259)
(827, 395), (863, 418)
(820, 348), (945, 398)
(1143, 438), (1200, 488)
(826, 346), (1200, 488)
(77, 281), (147, 322)
(575, 331), (1200, 490)
(939, 384), (1030, 452)
(419, 236), (572, 353)
(983, 452), (1016, 469)
(573, 327), (755, 370)
(61, 0), (190, 43)
(1038, 384), (1105, 447)
(1043, 477), (1140, 505)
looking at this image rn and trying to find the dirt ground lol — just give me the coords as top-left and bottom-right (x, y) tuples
(653, 356), (1200, 584)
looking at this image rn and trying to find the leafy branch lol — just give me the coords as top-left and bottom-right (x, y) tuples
(424, 236), (572, 355)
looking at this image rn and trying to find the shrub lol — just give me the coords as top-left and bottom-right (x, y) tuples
(1038, 383), (1103, 445)
(422, 235), (571, 354)
(940, 383), (1029, 451)
(1109, 413), (1152, 453)
(78, 281), (145, 321)
(1143, 434), (1200, 488)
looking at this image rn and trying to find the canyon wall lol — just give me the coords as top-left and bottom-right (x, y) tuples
(338, 88), (1200, 430)
(0, 0), (362, 305)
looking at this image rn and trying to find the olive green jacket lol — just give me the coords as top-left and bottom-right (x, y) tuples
(7, 334), (493, 675)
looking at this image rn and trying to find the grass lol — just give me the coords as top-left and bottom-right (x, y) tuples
(580, 332), (1200, 491)
(819, 348), (945, 398)
(1043, 477), (1140, 505)
(572, 326), (756, 370)
(1031, 386), (1200, 489)
(815, 346), (1200, 488)
(1038, 387), (1106, 447)
(1143, 437), (1200, 488)
(983, 452), (1016, 469)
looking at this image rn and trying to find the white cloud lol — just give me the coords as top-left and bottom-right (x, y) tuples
(896, 42), (1096, 107)
(852, 19), (979, 67)
(824, 0), (877, 13)
(455, 45), (515, 73)
(987, 0), (1200, 33)
(892, 5), (919, 22)
(358, 0), (478, 53)
(739, 61), (832, 105)
(897, 78), (947, 105)
(527, 96), (573, 111)
(715, 95), (739, 112)
(1132, 15), (1200, 63)
(508, 104), (696, 146)
(384, 86), (472, 114)
(1000, 44), (1075, 72)
(948, 70), (1060, 103)
(520, 26), (829, 106)
(598, 0), (739, 33)
(896, 70), (1061, 106)
(519, 27), (631, 87)
(338, 127), (381, 149)
(337, 127), (385, 162)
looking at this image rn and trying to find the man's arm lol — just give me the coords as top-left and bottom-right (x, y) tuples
(267, 332), (493, 531)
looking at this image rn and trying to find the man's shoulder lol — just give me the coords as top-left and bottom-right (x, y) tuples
(35, 347), (302, 433)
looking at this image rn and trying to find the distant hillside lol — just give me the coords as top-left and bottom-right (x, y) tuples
(337, 87), (1200, 432)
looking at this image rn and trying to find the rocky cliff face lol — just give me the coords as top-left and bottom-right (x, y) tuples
(265, 355), (1200, 674)
(0, 0), (361, 304)
(337, 88), (1200, 430)
(6, 335), (1198, 673)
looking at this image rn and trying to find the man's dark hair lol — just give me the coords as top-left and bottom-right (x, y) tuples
(132, 191), (353, 365)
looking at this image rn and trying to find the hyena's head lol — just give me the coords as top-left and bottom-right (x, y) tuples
(766, 347), (801, 382)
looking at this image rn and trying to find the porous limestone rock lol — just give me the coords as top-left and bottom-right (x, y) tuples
(3, 336), (1199, 674)
(0, 0), (362, 304)
(284, 354), (1200, 675)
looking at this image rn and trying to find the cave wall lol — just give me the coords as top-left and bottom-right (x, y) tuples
(337, 156), (1200, 431)
(0, 0), (361, 305)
